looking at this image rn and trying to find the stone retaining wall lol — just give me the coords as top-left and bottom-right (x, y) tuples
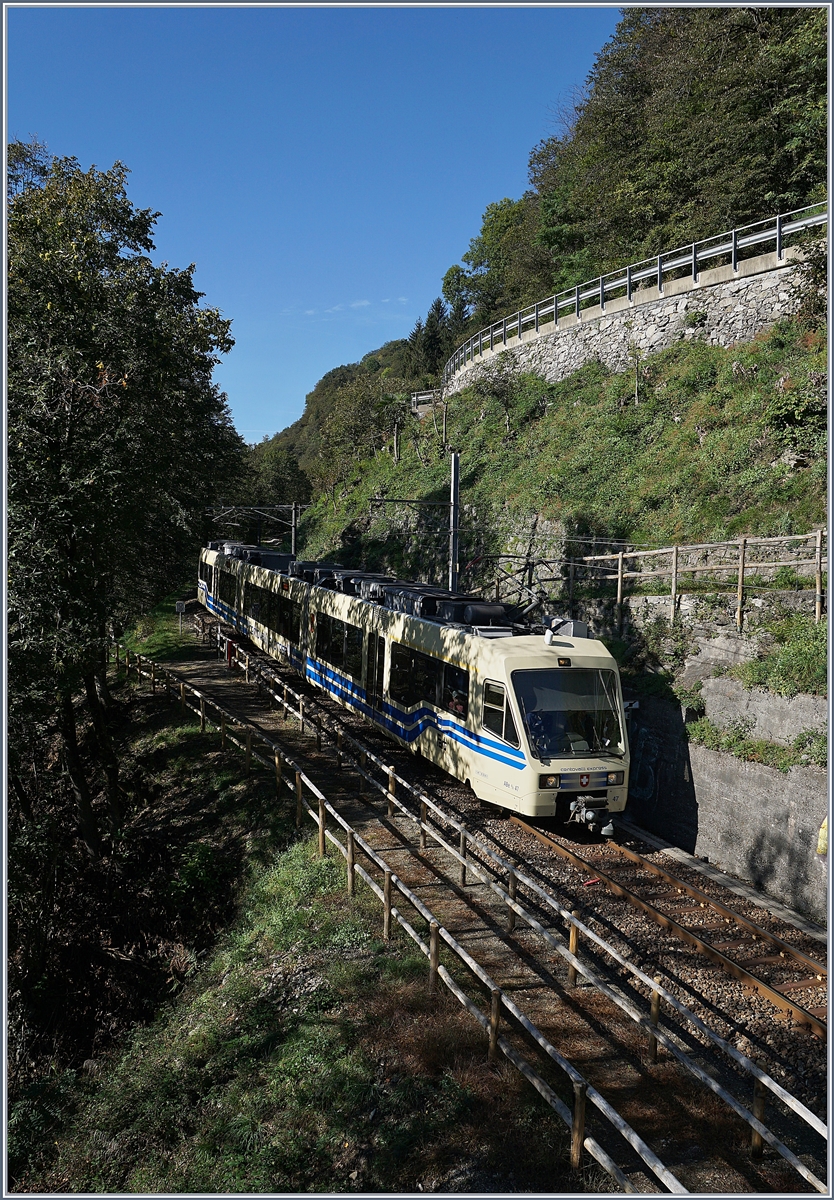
(446, 249), (803, 395)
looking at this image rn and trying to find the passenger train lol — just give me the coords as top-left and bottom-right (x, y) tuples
(198, 542), (630, 832)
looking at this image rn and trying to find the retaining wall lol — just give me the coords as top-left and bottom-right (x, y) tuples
(624, 694), (828, 924)
(446, 248), (803, 395)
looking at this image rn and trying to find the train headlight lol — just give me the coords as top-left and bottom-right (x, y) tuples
(539, 774), (560, 789)
(607, 771), (624, 785)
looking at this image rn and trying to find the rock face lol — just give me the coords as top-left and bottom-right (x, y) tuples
(700, 676), (826, 745)
(445, 249), (803, 395)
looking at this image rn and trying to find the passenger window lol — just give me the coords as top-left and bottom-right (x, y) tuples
(483, 680), (517, 745)
(441, 663), (469, 719)
(344, 624), (363, 679)
(390, 642), (415, 706)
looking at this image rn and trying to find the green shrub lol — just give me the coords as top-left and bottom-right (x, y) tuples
(731, 614), (827, 697)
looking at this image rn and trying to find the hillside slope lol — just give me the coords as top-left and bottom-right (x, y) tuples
(294, 319), (826, 582)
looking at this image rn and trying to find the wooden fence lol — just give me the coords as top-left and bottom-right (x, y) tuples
(111, 638), (827, 1195)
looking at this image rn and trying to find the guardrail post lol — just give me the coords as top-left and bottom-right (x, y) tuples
(200, 698), (206, 733)
(488, 988), (501, 1062)
(599, 276), (605, 310)
(347, 829), (356, 896)
(691, 241), (698, 282)
(429, 921), (439, 993)
(295, 771), (303, 828)
(507, 869), (517, 932)
(383, 869), (392, 940)
(648, 976), (662, 1062)
(502, 317), (507, 345)
(670, 545), (679, 623)
(534, 301), (539, 333)
(571, 1081), (587, 1171)
(274, 751), (282, 797)
(751, 1060), (766, 1158)
(736, 537), (747, 630)
(657, 254), (663, 294)
(732, 227), (738, 273)
(318, 796), (326, 856)
(387, 769), (396, 816)
(776, 213), (783, 260)
(626, 263), (632, 302)
(568, 910), (580, 987)
(459, 826), (467, 886)
(552, 294), (558, 328)
(419, 800), (427, 849)
(246, 731), (252, 774)
(575, 284), (580, 320)
(815, 529), (823, 623)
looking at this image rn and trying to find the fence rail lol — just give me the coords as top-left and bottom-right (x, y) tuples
(111, 637), (827, 1194)
(487, 528), (827, 630)
(443, 203), (828, 384)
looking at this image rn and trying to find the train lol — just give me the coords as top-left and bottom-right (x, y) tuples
(197, 542), (630, 833)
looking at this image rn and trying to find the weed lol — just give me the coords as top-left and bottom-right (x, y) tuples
(685, 717), (826, 771)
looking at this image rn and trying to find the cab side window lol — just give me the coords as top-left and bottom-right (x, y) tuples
(482, 680), (519, 746)
(440, 663), (469, 719)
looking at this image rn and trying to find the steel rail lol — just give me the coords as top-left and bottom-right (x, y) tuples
(513, 819), (826, 1038)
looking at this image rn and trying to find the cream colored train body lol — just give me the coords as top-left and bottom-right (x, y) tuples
(198, 547), (630, 828)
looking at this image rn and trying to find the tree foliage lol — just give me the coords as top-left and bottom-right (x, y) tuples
(8, 143), (246, 850)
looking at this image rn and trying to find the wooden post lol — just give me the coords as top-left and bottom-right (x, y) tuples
(507, 869), (517, 932)
(125, 649), (130, 677)
(387, 769), (396, 817)
(751, 1061), (766, 1158)
(670, 544), (679, 623)
(246, 731), (252, 774)
(383, 869), (392, 941)
(299, 697), (305, 736)
(318, 796), (326, 856)
(736, 537), (747, 631)
(336, 730), (343, 769)
(571, 1081), (587, 1171)
(648, 976), (661, 1062)
(274, 751), (282, 797)
(815, 529), (823, 624)
(488, 988), (501, 1062)
(358, 752), (366, 794)
(568, 910), (580, 987)
(221, 713), (226, 750)
(419, 800), (427, 849)
(283, 684), (288, 719)
(429, 922), (439, 993)
(617, 550), (624, 632)
(295, 771), (303, 828)
(200, 698), (206, 732)
(151, 661), (156, 694)
(459, 826), (467, 887)
(347, 829), (356, 896)
(179, 682), (185, 715)
(245, 654), (250, 684)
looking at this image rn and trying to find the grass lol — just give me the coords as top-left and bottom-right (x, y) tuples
(726, 612), (827, 698)
(123, 584), (205, 662)
(685, 717), (827, 772)
(294, 319), (826, 582)
(10, 690), (588, 1195)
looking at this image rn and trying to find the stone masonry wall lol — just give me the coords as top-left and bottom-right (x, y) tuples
(445, 249), (803, 395)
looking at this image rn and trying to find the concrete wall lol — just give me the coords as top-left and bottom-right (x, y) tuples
(446, 248), (803, 396)
(624, 694), (828, 923)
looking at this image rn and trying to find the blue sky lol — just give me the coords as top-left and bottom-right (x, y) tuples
(7, 5), (621, 442)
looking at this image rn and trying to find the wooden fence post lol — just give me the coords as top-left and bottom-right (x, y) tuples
(507, 869), (517, 932)
(295, 771), (303, 828)
(245, 654), (250, 684)
(387, 769), (396, 817)
(488, 988), (501, 1062)
(571, 1081), (587, 1171)
(617, 551), (625, 632)
(179, 682), (185, 715)
(736, 537), (747, 630)
(568, 910), (580, 987)
(336, 730), (343, 769)
(200, 698), (206, 733)
(299, 698), (305, 736)
(246, 731), (252, 774)
(670, 545), (679, 623)
(648, 976), (661, 1062)
(347, 829), (356, 896)
(383, 869), (392, 940)
(283, 684), (288, 719)
(568, 561), (574, 619)
(419, 801), (427, 849)
(429, 921), (439, 993)
(751, 1061), (766, 1158)
(459, 826), (467, 887)
(274, 751), (282, 797)
(221, 713), (226, 749)
(358, 752), (366, 794)
(151, 661), (156, 694)
(815, 529), (823, 624)
(318, 796), (326, 857)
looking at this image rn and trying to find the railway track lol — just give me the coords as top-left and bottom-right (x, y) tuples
(511, 821), (827, 1038)
(143, 616), (828, 1192)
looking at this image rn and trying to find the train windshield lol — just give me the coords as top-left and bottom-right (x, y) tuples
(511, 669), (624, 760)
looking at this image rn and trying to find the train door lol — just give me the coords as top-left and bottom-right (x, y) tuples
(367, 632), (385, 714)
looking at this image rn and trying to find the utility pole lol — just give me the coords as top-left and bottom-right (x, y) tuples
(291, 503), (298, 556)
(448, 451), (460, 593)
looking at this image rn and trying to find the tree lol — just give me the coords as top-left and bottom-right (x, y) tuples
(8, 144), (247, 851)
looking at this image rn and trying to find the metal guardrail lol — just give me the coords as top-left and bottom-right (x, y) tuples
(443, 203), (828, 383)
